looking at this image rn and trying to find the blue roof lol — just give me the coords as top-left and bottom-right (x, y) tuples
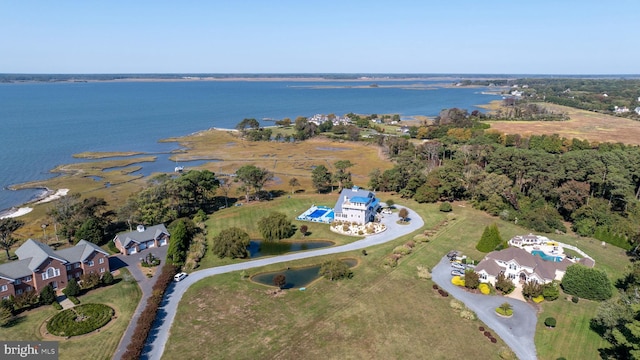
(350, 196), (370, 204)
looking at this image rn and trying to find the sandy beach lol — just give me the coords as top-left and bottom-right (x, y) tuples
(0, 188), (69, 219)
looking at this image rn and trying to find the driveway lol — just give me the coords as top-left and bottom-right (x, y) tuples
(112, 245), (168, 360)
(143, 206), (425, 360)
(432, 256), (538, 360)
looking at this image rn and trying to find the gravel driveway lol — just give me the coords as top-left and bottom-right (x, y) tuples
(432, 256), (539, 360)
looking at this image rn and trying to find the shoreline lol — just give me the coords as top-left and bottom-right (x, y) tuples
(0, 188), (69, 219)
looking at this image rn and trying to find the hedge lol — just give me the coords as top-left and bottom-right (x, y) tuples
(479, 283), (490, 295)
(47, 304), (114, 336)
(122, 263), (177, 360)
(451, 276), (465, 287)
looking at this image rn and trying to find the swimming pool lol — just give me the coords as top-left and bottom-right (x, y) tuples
(531, 250), (563, 262)
(296, 205), (335, 224)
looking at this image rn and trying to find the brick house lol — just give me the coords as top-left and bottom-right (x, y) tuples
(0, 239), (110, 299)
(112, 224), (170, 255)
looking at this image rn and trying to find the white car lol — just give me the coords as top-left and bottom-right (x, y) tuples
(174, 272), (187, 282)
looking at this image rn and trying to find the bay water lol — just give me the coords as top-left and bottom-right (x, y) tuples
(0, 79), (500, 212)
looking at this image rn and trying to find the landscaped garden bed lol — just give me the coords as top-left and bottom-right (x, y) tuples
(46, 303), (114, 337)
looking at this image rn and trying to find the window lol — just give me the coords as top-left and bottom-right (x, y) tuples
(88, 260), (95, 267)
(41, 267), (60, 280)
(26, 286), (32, 292)
(100, 268), (105, 273)
(0, 285), (7, 292)
(67, 275), (72, 280)
(66, 265), (72, 271)
(74, 263), (80, 269)
(15, 279), (21, 285)
(16, 289), (23, 295)
(24, 276), (31, 282)
(99, 258), (104, 264)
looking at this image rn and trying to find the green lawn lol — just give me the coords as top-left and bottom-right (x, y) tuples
(168, 197), (631, 359)
(0, 269), (141, 360)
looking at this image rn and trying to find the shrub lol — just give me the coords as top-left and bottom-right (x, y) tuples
(79, 273), (101, 290)
(495, 273), (515, 294)
(392, 245), (412, 256)
(383, 254), (399, 268)
(460, 310), (477, 320)
(273, 274), (286, 289)
(464, 270), (480, 289)
(101, 271), (114, 285)
(533, 295), (544, 303)
(449, 299), (465, 311)
(484, 331), (491, 337)
(433, 284), (439, 290)
(439, 201), (453, 212)
(542, 281), (560, 301)
(544, 317), (557, 327)
(491, 338), (497, 343)
(47, 304), (114, 336)
(498, 348), (517, 360)
(319, 259), (353, 281)
(68, 296), (80, 305)
(416, 265), (431, 279)
(479, 326), (485, 331)
(479, 283), (490, 295)
(52, 302), (63, 311)
(361, 249), (367, 256)
(561, 264), (612, 301)
(571, 296), (579, 303)
(63, 279), (81, 297)
(495, 302), (513, 316)
(0, 306), (13, 327)
(258, 212), (294, 241)
(451, 276), (465, 287)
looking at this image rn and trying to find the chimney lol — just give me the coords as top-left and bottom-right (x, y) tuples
(136, 225), (146, 232)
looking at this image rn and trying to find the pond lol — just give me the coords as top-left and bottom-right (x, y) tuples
(248, 240), (334, 258)
(251, 258), (358, 289)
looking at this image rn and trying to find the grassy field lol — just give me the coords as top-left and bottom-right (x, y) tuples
(483, 102), (640, 146)
(164, 198), (632, 360)
(0, 269), (141, 360)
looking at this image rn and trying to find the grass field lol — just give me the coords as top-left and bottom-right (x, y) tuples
(484, 102), (640, 145)
(164, 198), (632, 360)
(0, 270), (141, 360)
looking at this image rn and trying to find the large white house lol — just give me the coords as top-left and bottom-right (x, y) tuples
(333, 187), (380, 225)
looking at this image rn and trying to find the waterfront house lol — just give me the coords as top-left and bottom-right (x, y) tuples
(0, 239), (110, 299)
(113, 224), (170, 255)
(333, 186), (380, 225)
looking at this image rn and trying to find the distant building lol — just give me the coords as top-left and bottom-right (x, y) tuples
(0, 239), (110, 299)
(333, 187), (380, 225)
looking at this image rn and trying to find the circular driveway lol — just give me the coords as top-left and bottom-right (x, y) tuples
(432, 256), (538, 360)
(142, 206), (424, 360)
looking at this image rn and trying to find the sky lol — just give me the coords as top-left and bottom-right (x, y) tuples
(1, 1), (638, 74)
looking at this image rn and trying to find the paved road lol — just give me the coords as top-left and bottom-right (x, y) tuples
(432, 257), (538, 360)
(112, 245), (168, 360)
(143, 207), (425, 360)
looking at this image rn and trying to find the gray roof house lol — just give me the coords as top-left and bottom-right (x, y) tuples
(0, 239), (110, 298)
(113, 224), (170, 255)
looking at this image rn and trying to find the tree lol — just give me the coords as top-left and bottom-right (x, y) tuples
(299, 225), (308, 237)
(273, 274), (286, 289)
(398, 208), (409, 223)
(495, 272), (515, 294)
(39, 284), (56, 305)
(80, 273), (101, 290)
(258, 212), (293, 242)
(212, 227), (250, 259)
(75, 217), (103, 245)
(544, 317), (557, 328)
(333, 160), (353, 191)
(236, 165), (273, 202)
(464, 270), (480, 289)
(63, 278), (80, 297)
(561, 264), (613, 301)
(0, 306), (13, 327)
(235, 118), (260, 132)
(311, 165), (332, 193)
(522, 280), (543, 299)
(476, 224), (503, 252)
(319, 259), (353, 281)
(288, 177), (300, 195)
(542, 281), (560, 301)
(167, 219), (190, 266)
(101, 271), (114, 285)
(0, 218), (24, 259)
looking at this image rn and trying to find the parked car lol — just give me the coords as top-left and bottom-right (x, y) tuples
(451, 263), (466, 270)
(174, 272), (188, 282)
(451, 270), (465, 277)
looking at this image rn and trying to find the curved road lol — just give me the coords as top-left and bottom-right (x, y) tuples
(143, 207), (424, 360)
(432, 257), (538, 360)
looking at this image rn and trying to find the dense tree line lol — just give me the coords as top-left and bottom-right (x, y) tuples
(369, 118), (640, 249)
